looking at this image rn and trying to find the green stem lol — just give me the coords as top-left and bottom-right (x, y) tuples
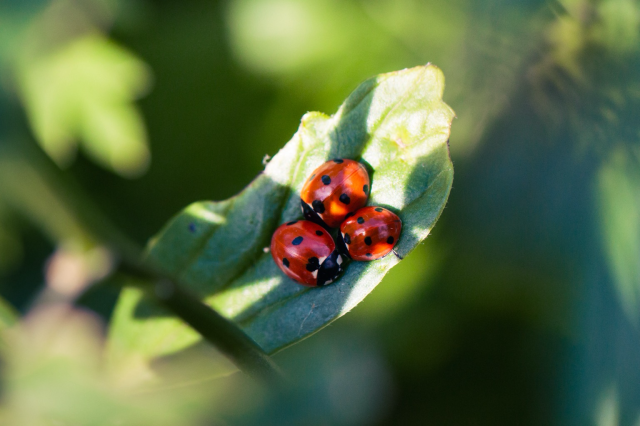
(155, 280), (283, 383)
(118, 261), (283, 384)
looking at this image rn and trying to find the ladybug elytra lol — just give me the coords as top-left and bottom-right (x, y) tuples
(300, 159), (370, 229)
(338, 206), (402, 261)
(271, 220), (345, 287)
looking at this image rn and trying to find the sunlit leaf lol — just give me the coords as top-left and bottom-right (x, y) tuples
(108, 65), (455, 367)
(17, 34), (151, 177)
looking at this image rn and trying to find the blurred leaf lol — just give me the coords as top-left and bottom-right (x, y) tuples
(109, 64), (455, 367)
(17, 33), (151, 177)
(225, 0), (454, 114)
(0, 306), (209, 426)
(227, 0), (348, 74)
(598, 147), (640, 325)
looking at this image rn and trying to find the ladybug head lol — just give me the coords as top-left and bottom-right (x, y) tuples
(317, 250), (344, 287)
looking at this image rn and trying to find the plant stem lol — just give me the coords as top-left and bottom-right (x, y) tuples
(118, 260), (283, 384)
(155, 280), (283, 383)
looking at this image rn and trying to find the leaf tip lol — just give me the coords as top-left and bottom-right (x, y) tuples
(300, 111), (330, 127)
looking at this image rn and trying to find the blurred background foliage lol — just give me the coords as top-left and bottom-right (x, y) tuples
(1, 0), (640, 424)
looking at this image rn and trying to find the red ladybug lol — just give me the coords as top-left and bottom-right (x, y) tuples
(300, 158), (370, 229)
(271, 220), (345, 287)
(338, 206), (402, 261)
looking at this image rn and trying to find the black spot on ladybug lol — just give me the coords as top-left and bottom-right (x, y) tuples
(306, 257), (320, 272)
(315, 230), (323, 236)
(332, 158), (344, 163)
(188, 223), (196, 233)
(366, 253), (372, 257)
(363, 184), (368, 194)
(375, 207), (384, 212)
(339, 193), (350, 204)
(387, 236), (394, 244)
(345, 211), (355, 220)
(357, 217), (364, 224)
(292, 236), (303, 245)
(286, 221), (298, 225)
(312, 200), (325, 213)
(344, 233), (351, 244)
(321, 175), (331, 185)
(283, 258), (290, 268)
(364, 236), (372, 245)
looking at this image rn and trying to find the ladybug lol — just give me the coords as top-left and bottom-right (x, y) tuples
(338, 206), (402, 261)
(271, 220), (345, 287)
(300, 158), (370, 229)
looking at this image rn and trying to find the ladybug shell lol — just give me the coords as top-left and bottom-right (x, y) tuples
(271, 220), (345, 287)
(300, 159), (370, 229)
(339, 206), (402, 261)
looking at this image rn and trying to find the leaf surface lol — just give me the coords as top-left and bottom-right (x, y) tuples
(108, 65), (455, 364)
(17, 34), (151, 177)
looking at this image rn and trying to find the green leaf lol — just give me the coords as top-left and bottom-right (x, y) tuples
(108, 64), (455, 366)
(17, 34), (151, 178)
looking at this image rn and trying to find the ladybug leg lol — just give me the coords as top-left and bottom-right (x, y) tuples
(392, 249), (404, 260)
